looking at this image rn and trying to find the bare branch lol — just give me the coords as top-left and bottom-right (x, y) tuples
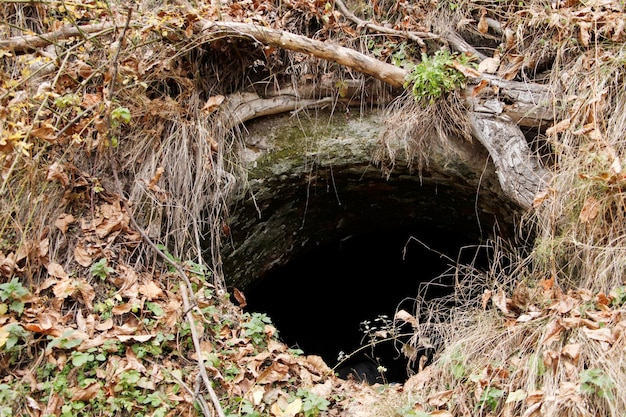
(0, 23), (114, 53)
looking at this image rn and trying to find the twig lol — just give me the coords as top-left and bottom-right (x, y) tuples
(109, 158), (226, 417)
(169, 368), (213, 416)
(334, 0), (435, 47)
(104, 7), (132, 131)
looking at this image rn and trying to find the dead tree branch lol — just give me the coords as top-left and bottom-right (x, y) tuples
(0, 23), (114, 53)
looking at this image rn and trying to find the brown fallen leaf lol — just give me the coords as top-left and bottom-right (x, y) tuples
(452, 61), (481, 78)
(579, 196), (600, 223)
(54, 213), (75, 233)
(46, 162), (69, 187)
(478, 56), (500, 74)
(70, 383), (101, 402)
(472, 79), (490, 97)
(47, 262), (68, 279)
(561, 343), (581, 364)
(138, 280), (164, 301)
(477, 10), (489, 34)
(270, 397), (301, 417)
(428, 389), (453, 408)
(146, 166), (164, 191)
(541, 319), (565, 345)
(546, 118), (571, 136)
(233, 287), (247, 308)
(74, 241), (95, 267)
(582, 327), (615, 344)
(201, 95), (225, 114)
(395, 309), (418, 327)
(31, 124), (57, 142)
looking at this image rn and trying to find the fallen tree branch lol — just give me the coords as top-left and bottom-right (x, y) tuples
(333, 0), (434, 47)
(0, 23), (114, 53)
(176, 2), (408, 88)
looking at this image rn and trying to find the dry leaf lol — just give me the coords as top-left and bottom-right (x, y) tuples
(477, 10), (489, 34)
(115, 334), (154, 342)
(492, 290), (510, 314)
(147, 167), (164, 191)
(542, 319), (564, 345)
(504, 28), (516, 50)
(428, 390), (453, 407)
(394, 309), (418, 327)
(70, 383), (101, 401)
(579, 196), (600, 223)
(74, 242), (94, 267)
(499, 55), (525, 80)
(539, 276), (555, 291)
(138, 280), (163, 301)
(31, 124), (57, 142)
(478, 57), (500, 74)
(233, 287), (247, 308)
(561, 343), (580, 364)
(47, 262), (69, 279)
(481, 289), (492, 309)
(258, 362), (290, 384)
(54, 213), (75, 233)
(301, 355), (333, 375)
(582, 327), (615, 344)
(533, 189), (550, 208)
(546, 118), (571, 136)
(46, 162), (69, 187)
(270, 398), (302, 417)
(75, 278), (95, 309)
(472, 79), (490, 97)
(452, 61), (481, 78)
(578, 21), (591, 47)
(202, 95), (225, 114)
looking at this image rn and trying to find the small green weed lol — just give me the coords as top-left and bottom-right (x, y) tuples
(0, 277), (29, 315)
(241, 312), (274, 346)
(0, 323), (29, 351)
(296, 388), (330, 417)
(580, 368), (614, 399)
(90, 258), (115, 280)
(478, 387), (505, 411)
(110, 106), (131, 127)
(0, 383), (19, 416)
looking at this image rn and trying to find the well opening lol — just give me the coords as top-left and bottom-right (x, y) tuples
(220, 110), (521, 383)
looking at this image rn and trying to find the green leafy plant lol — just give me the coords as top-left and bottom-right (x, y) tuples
(90, 258), (115, 280)
(0, 323), (29, 355)
(296, 388), (330, 417)
(0, 383), (18, 416)
(54, 93), (81, 109)
(241, 312), (274, 346)
(47, 330), (84, 351)
(110, 106), (131, 127)
(478, 386), (505, 411)
(0, 277), (29, 315)
(580, 368), (614, 399)
(609, 286), (626, 306)
(404, 50), (475, 104)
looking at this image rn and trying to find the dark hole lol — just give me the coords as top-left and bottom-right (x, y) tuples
(243, 226), (486, 383)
